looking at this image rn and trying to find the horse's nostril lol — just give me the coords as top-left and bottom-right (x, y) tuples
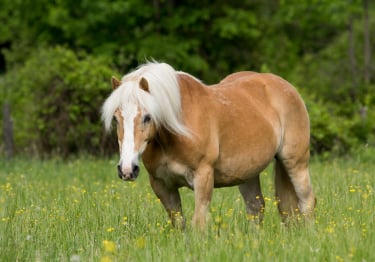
(117, 165), (123, 179)
(132, 164), (140, 177)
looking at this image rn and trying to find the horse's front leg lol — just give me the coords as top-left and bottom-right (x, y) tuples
(149, 175), (185, 228)
(192, 165), (214, 230)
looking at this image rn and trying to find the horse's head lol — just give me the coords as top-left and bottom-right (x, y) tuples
(109, 76), (156, 181)
(102, 62), (191, 181)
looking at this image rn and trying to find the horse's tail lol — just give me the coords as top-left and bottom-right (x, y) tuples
(274, 159), (299, 221)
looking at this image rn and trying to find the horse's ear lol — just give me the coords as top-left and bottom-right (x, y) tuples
(139, 77), (149, 93)
(111, 76), (121, 90)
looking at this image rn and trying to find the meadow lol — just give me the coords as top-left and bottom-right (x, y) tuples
(0, 147), (374, 262)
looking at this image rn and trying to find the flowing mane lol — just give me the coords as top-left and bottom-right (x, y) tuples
(102, 62), (190, 136)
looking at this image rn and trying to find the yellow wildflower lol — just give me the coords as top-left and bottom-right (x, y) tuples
(102, 240), (117, 253)
(106, 227), (115, 233)
(136, 237), (146, 249)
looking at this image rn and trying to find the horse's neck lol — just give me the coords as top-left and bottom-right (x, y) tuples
(178, 73), (210, 112)
(154, 127), (178, 151)
(178, 73), (207, 94)
(146, 73), (207, 158)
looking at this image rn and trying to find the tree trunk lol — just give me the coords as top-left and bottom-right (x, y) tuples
(3, 102), (14, 158)
(363, 0), (371, 86)
(348, 14), (357, 101)
(153, 0), (160, 21)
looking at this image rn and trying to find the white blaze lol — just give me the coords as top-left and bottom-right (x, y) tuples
(119, 104), (138, 173)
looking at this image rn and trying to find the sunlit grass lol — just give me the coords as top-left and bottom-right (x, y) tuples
(0, 148), (374, 261)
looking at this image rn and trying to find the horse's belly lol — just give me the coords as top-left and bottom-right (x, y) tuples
(213, 163), (271, 187)
(213, 147), (276, 187)
(213, 163), (269, 187)
(213, 115), (279, 187)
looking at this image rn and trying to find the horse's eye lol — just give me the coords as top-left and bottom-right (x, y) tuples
(143, 114), (151, 124)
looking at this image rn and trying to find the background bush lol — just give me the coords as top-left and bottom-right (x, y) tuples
(1, 47), (117, 156)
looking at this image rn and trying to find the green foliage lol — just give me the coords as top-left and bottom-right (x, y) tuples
(307, 97), (360, 155)
(289, 4), (375, 154)
(0, 0), (374, 156)
(1, 46), (117, 156)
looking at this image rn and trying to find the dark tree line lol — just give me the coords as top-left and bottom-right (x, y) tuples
(0, 0), (374, 157)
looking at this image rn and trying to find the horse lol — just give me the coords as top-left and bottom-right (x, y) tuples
(101, 62), (316, 229)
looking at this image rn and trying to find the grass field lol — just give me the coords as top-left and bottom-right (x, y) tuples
(0, 147), (374, 261)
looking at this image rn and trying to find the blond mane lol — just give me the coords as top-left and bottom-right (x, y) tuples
(101, 62), (190, 137)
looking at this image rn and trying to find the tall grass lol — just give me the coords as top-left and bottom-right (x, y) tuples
(0, 148), (374, 261)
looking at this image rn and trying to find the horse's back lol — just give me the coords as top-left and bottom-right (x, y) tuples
(179, 70), (309, 152)
(219, 71), (259, 84)
(218, 71), (309, 130)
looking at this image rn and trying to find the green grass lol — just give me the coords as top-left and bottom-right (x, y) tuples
(0, 148), (374, 262)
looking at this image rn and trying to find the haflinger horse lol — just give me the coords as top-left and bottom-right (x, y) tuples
(102, 62), (316, 229)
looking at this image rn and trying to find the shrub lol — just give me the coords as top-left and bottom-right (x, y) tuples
(305, 93), (375, 156)
(1, 46), (118, 156)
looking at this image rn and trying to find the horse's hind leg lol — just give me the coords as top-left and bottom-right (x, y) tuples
(274, 159), (299, 220)
(275, 148), (315, 221)
(238, 175), (265, 223)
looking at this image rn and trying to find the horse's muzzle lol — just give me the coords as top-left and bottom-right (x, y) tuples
(117, 164), (140, 181)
